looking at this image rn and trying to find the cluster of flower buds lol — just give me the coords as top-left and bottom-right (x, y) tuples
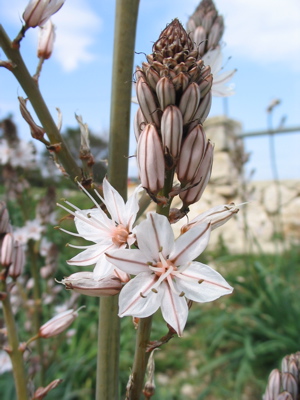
(23, 0), (65, 29)
(263, 352), (300, 400)
(186, 0), (224, 56)
(134, 19), (213, 207)
(0, 202), (25, 280)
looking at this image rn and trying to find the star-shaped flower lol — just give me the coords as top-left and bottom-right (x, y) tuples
(58, 178), (141, 280)
(106, 212), (233, 335)
(202, 46), (236, 97)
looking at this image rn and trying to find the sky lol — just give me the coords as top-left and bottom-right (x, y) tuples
(0, 0), (300, 180)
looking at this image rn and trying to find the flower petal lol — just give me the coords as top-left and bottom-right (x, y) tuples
(176, 262), (233, 302)
(124, 185), (143, 229)
(93, 253), (117, 279)
(103, 178), (126, 225)
(74, 208), (113, 242)
(119, 272), (162, 317)
(105, 249), (150, 275)
(136, 213), (174, 261)
(68, 242), (115, 267)
(170, 223), (211, 266)
(160, 281), (188, 336)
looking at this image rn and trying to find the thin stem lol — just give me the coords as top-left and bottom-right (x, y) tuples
(95, 1), (140, 400)
(28, 240), (45, 387)
(0, 25), (82, 183)
(1, 279), (28, 400)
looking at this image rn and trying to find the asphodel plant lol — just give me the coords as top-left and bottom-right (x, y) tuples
(0, 1), (239, 399)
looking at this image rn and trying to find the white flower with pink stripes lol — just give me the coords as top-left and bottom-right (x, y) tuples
(58, 178), (141, 280)
(106, 212), (233, 336)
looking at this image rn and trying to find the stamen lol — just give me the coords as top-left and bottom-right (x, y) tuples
(57, 227), (82, 237)
(166, 275), (181, 295)
(67, 244), (92, 249)
(151, 265), (174, 291)
(76, 180), (102, 210)
(140, 292), (147, 298)
(151, 288), (158, 293)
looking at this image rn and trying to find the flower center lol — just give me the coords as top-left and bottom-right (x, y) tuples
(111, 224), (129, 247)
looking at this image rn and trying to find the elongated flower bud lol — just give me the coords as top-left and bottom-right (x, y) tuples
(281, 373), (298, 399)
(161, 105), (183, 160)
(134, 108), (146, 141)
(23, 0), (65, 28)
(179, 82), (201, 125)
(0, 233), (15, 268)
(37, 20), (55, 59)
(61, 272), (122, 297)
(136, 78), (160, 126)
(9, 241), (25, 279)
(181, 203), (239, 233)
(177, 124), (207, 185)
(0, 202), (10, 234)
(156, 77), (176, 110)
(137, 124), (165, 194)
(264, 369), (281, 400)
(180, 140), (213, 206)
(38, 308), (80, 338)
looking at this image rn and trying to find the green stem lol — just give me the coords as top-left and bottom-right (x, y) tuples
(95, 1), (139, 400)
(0, 25), (82, 182)
(128, 169), (175, 400)
(1, 280), (28, 400)
(28, 240), (45, 387)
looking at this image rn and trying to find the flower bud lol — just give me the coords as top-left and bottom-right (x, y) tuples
(38, 308), (81, 338)
(144, 65), (160, 92)
(180, 140), (213, 206)
(0, 202), (10, 234)
(23, 0), (65, 28)
(9, 241), (25, 279)
(179, 82), (201, 125)
(177, 125), (207, 186)
(181, 203), (239, 234)
(137, 124), (165, 194)
(1, 233), (15, 268)
(136, 78), (160, 126)
(276, 393), (293, 400)
(161, 106), (183, 159)
(281, 373), (298, 399)
(193, 26), (206, 54)
(61, 272), (122, 297)
(156, 77), (176, 110)
(134, 108), (146, 141)
(172, 72), (189, 93)
(37, 20), (55, 59)
(264, 369), (281, 400)
(33, 379), (63, 400)
(208, 16), (224, 49)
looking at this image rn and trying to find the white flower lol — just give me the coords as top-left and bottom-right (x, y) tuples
(202, 46), (236, 97)
(106, 213), (233, 336)
(0, 350), (12, 375)
(13, 219), (44, 245)
(58, 178), (142, 280)
(0, 139), (36, 168)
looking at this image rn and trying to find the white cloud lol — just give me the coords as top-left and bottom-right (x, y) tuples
(0, 0), (102, 72)
(215, 0), (300, 69)
(52, 0), (102, 71)
(149, 0), (300, 70)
